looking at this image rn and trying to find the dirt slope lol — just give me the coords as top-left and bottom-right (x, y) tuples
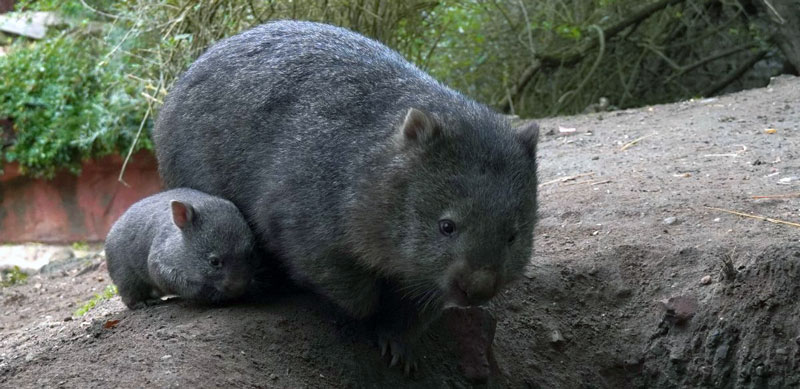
(2, 76), (799, 388)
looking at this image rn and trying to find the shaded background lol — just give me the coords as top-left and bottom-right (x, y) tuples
(0, 0), (798, 241)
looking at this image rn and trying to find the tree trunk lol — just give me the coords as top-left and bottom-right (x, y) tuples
(758, 0), (800, 74)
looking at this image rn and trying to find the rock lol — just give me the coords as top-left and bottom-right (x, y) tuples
(506, 300), (523, 312)
(769, 74), (797, 87)
(659, 296), (698, 325)
(0, 12), (62, 40)
(444, 306), (498, 383)
(524, 265), (537, 280)
(616, 287), (633, 299)
(550, 329), (565, 346)
(700, 275), (712, 285)
(663, 217), (678, 225)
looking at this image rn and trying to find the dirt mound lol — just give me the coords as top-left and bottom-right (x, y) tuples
(2, 76), (799, 387)
(641, 245), (800, 388)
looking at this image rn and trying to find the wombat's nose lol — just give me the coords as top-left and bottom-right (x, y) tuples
(460, 269), (497, 305)
(221, 276), (250, 296)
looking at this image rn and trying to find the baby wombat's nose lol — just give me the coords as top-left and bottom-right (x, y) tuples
(461, 269), (497, 305)
(221, 276), (250, 296)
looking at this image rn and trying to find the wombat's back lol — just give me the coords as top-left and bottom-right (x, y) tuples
(156, 21), (460, 196)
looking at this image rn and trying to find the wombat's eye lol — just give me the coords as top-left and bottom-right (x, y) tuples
(508, 234), (516, 244)
(439, 219), (456, 236)
(209, 255), (222, 269)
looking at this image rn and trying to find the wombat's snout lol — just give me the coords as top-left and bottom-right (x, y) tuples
(457, 269), (498, 306)
(220, 275), (250, 297)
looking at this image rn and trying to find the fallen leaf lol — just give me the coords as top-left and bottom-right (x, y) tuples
(103, 319), (120, 329)
(765, 128), (777, 134)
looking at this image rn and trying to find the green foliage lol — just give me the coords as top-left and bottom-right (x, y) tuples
(1, 0), (783, 163)
(74, 284), (118, 317)
(1, 265), (29, 287)
(71, 241), (90, 251)
(0, 33), (150, 178)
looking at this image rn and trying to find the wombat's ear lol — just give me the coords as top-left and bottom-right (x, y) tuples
(397, 108), (437, 145)
(515, 121), (539, 158)
(170, 200), (195, 230)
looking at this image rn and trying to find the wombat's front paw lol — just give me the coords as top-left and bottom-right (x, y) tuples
(127, 296), (171, 310)
(378, 332), (418, 375)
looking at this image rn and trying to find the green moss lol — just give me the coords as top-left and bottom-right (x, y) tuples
(0, 265), (29, 287)
(74, 284), (118, 317)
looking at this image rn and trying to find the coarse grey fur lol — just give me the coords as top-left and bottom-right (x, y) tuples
(153, 20), (539, 369)
(105, 188), (256, 309)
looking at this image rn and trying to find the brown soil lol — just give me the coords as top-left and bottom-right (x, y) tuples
(2, 76), (799, 388)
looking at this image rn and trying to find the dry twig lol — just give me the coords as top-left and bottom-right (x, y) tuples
(705, 206), (800, 229)
(539, 172), (595, 187)
(562, 179), (612, 187)
(619, 133), (655, 151)
(752, 193), (800, 199)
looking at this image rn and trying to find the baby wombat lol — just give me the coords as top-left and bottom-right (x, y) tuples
(153, 21), (539, 371)
(105, 188), (256, 309)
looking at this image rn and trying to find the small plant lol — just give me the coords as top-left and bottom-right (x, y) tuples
(720, 247), (738, 282)
(71, 241), (90, 251)
(0, 33), (151, 178)
(0, 265), (29, 287)
(74, 284), (118, 317)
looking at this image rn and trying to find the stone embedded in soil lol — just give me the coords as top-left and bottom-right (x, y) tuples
(550, 329), (566, 346)
(659, 296), (698, 325)
(700, 275), (712, 285)
(443, 306), (498, 383)
(662, 217), (678, 225)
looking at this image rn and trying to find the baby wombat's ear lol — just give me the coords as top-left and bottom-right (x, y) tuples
(515, 121), (539, 158)
(395, 108), (438, 146)
(170, 200), (195, 229)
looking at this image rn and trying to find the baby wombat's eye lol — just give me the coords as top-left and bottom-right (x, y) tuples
(209, 255), (222, 269)
(438, 219), (456, 236)
(508, 234), (516, 244)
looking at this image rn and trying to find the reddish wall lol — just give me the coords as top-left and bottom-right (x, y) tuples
(0, 152), (163, 243)
(0, 0), (14, 13)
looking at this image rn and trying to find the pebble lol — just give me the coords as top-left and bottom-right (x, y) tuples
(660, 296), (698, 324)
(550, 329), (565, 345)
(269, 373), (278, 380)
(700, 275), (712, 285)
(506, 300), (523, 312)
(663, 217), (678, 225)
(615, 288), (633, 299)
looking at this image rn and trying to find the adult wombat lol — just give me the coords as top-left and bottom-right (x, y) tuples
(154, 21), (539, 371)
(105, 188), (256, 309)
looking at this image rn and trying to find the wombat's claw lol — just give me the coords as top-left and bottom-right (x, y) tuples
(378, 334), (418, 375)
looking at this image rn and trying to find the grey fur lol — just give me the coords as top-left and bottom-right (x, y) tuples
(105, 188), (256, 309)
(153, 20), (539, 367)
